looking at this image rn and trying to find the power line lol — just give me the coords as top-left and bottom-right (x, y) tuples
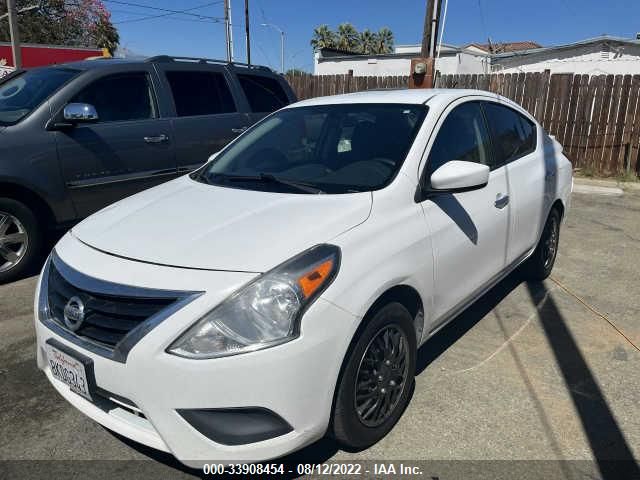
(111, 8), (226, 25)
(105, 0), (223, 20)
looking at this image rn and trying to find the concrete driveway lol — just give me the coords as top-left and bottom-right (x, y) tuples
(1, 190), (639, 480)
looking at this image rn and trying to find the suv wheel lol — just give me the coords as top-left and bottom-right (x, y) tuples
(332, 302), (416, 450)
(0, 198), (43, 283)
(523, 208), (561, 281)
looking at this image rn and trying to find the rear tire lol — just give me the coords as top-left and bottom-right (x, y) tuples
(0, 198), (43, 284)
(331, 302), (416, 450)
(523, 208), (561, 281)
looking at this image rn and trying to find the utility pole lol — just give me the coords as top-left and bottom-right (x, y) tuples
(410, 0), (443, 89)
(6, 0), (22, 68)
(224, 0), (234, 62)
(244, 0), (250, 65)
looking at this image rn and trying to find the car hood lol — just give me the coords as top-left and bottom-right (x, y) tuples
(72, 176), (372, 273)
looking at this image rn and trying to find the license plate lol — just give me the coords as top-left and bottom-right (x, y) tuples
(45, 340), (93, 401)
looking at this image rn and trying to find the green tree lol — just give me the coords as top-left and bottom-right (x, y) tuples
(375, 27), (394, 54)
(336, 22), (358, 52)
(310, 23), (394, 55)
(0, 0), (119, 54)
(310, 24), (336, 51)
(358, 29), (377, 55)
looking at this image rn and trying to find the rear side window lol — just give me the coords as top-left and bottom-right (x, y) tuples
(237, 74), (289, 113)
(483, 102), (537, 165)
(426, 101), (493, 178)
(165, 71), (236, 116)
(72, 72), (156, 123)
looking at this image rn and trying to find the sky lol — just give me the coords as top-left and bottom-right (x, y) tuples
(107, 0), (640, 72)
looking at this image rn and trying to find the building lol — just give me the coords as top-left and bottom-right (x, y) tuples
(465, 41), (542, 55)
(314, 44), (490, 76)
(0, 43), (106, 70)
(491, 35), (640, 75)
(313, 36), (640, 77)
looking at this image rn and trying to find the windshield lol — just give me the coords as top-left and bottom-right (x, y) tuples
(0, 68), (79, 125)
(196, 103), (428, 194)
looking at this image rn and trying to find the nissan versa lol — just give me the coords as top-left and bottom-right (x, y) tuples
(35, 89), (572, 466)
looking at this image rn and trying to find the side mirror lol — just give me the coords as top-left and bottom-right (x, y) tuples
(430, 160), (490, 192)
(63, 103), (99, 123)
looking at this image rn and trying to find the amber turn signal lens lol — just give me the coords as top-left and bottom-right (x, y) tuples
(298, 259), (334, 299)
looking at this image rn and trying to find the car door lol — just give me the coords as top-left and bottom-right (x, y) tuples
(53, 68), (176, 218)
(417, 100), (510, 326)
(482, 101), (543, 263)
(156, 64), (250, 173)
(235, 71), (292, 124)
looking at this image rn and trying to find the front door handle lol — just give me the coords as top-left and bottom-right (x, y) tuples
(144, 134), (169, 144)
(495, 193), (509, 209)
(231, 126), (248, 134)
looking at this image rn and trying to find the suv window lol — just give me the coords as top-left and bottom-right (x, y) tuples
(483, 102), (536, 165)
(72, 72), (156, 123)
(237, 74), (289, 113)
(165, 70), (236, 117)
(425, 101), (492, 179)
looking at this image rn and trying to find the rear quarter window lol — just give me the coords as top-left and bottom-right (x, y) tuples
(165, 70), (236, 117)
(237, 74), (289, 113)
(483, 102), (537, 165)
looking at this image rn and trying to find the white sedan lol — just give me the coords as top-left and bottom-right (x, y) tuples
(34, 89), (572, 466)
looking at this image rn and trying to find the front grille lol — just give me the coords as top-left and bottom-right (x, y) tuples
(47, 260), (178, 350)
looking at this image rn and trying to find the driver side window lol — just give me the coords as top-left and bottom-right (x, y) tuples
(425, 102), (492, 180)
(71, 72), (156, 123)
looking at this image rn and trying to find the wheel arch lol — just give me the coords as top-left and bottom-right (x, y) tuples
(0, 181), (56, 228)
(360, 285), (424, 340)
(551, 198), (565, 219)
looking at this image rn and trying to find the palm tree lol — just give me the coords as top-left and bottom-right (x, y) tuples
(375, 27), (394, 54)
(310, 24), (336, 51)
(358, 29), (377, 55)
(336, 22), (359, 52)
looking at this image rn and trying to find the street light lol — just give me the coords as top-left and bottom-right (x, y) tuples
(261, 23), (284, 73)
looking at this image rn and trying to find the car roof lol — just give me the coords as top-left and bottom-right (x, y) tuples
(48, 57), (278, 73)
(289, 88), (502, 107)
(40, 58), (142, 71)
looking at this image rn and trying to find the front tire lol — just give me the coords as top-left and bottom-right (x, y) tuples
(0, 198), (43, 284)
(523, 208), (561, 281)
(332, 302), (416, 450)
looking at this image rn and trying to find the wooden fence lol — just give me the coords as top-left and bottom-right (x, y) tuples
(285, 71), (640, 177)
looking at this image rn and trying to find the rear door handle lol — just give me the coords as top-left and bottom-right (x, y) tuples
(231, 126), (248, 134)
(144, 134), (169, 144)
(495, 193), (509, 209)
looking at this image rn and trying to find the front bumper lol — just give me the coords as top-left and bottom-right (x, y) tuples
(35, 234), (359, 466)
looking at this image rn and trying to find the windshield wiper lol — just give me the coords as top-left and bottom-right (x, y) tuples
(212, 173), (325, 194)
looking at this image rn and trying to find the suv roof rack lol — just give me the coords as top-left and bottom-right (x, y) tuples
(145, 55), (274, 72)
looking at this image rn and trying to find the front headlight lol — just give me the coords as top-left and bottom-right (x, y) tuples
(167, 244), (340, 359)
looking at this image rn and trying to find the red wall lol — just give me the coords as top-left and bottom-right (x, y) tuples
(0, 44), (104, 68)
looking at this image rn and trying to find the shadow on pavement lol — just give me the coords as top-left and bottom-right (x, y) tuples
(525, 281), (640, 480)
